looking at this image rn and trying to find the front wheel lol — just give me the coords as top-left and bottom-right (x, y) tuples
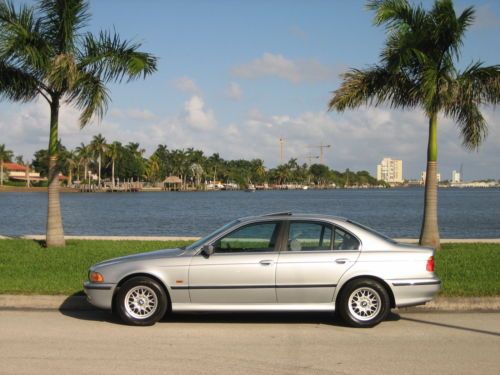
(338, 278), (390, 328)
(116, 277), (168, 326)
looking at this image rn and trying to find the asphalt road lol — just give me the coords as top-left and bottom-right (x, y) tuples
(0, 310), (498, 375)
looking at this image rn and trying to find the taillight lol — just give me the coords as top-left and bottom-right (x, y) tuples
(426, 256), (435, 272)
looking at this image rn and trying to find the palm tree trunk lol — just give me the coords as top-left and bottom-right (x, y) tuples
(98, 153), (101, 186)
(0, 160), (3, 186)
(419, 113), (440, 249)
(46, 98), (65, 247)
(112, 159), (115, 188)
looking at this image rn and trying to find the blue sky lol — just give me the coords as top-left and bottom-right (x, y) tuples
(1, 0), (499, 180)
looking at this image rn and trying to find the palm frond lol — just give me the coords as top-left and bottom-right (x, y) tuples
(78, 30), (157, 83)
(443, 63), (500, 149)
(329, 66), (418, 111)
(0, 61), (40, 102)
(67, 71), (110, 127)
(37, 0), (90, 53)
(0, 0), (52, 73)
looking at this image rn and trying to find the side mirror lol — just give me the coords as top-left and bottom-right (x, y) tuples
(201, 244), (215, 258)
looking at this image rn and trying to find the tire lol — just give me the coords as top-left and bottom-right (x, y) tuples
(116, 277), (168, 326)
(338, 278), (390, 328)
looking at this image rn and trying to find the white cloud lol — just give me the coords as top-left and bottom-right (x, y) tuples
(225, 82), (243, 100)
(1, 99), (499, 181)
(232, 53), (340, 83)
(173, 76), (201, 94)
(183, 95), (217, 131)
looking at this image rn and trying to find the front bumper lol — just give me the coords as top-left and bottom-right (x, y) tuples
(389, 278), (441, 308)
(83, 281), (116, 310)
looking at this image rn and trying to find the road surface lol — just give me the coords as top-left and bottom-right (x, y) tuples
(0, 310), (498, 375)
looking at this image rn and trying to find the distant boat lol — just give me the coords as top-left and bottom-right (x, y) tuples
(302, 186), (309, 190)
(245, 184), (256, 192)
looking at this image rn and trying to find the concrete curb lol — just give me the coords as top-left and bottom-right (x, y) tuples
(0, 295), (498, 312)
(1, 235), (500, 243)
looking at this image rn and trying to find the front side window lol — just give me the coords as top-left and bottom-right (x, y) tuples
(288, 222), (333, 251)
(333, 227), (360, 250)
(213, 222), (280, 253)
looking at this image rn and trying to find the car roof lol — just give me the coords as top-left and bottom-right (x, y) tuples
(238, 212), (348, 223)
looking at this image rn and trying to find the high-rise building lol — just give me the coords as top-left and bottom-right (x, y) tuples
(376, 158), (403, 183)
(452, 170), (461, 183)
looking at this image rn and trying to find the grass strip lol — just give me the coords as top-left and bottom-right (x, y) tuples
(0, 240), (498, 296)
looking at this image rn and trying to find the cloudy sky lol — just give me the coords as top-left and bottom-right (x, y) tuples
(1, 0), (499, 180)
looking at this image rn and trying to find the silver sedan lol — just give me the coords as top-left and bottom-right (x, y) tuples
(84, 213), (440, 327)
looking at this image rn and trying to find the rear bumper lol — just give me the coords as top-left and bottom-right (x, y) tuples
(389, 278), (441, 308)
(83, 281), (116, 310)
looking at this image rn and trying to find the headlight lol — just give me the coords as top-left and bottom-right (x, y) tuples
(89, 271), (105, 283)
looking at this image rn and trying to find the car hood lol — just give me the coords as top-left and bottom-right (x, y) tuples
(94, 247), (186, 268)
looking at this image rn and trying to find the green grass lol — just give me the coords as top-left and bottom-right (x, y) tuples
(0, 239), (191, 295)
(435, 243), (500, 296)
(0, 240), (498, 296)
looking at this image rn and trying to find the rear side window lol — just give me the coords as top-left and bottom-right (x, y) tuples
(288, 222), (333, 251)
(333, 227), (360, 250)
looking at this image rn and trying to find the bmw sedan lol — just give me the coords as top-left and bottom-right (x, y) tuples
(84, 213), (441, 327)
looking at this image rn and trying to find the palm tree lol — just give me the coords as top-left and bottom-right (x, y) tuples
(76, 142), (91, 182)
(329, 0), (499, 249)
(0, 0), (157, 246)
(0, 144), (14, 186)
(90, 133), (107, 186)
(64, 151), (78, 186)
(106, 141), (122, 188)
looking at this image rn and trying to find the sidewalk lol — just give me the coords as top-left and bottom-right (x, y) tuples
(0, 294), (498, 312)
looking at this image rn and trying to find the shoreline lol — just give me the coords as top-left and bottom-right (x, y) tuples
(1, 185), (499, 193)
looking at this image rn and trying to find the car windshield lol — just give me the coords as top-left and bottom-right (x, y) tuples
(346, 220), (397, 244)
(184, 220), (239, 250)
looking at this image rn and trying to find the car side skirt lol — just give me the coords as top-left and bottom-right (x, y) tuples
(171, 303), (336, 312)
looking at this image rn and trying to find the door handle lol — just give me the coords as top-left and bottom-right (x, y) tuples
(259, 259), (274, 265)
(335, 258), (348, 264)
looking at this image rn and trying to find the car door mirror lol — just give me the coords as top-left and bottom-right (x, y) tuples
(201, 244), (215, 258)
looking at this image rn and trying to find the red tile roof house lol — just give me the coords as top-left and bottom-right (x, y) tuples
(1, 162), (47, 183)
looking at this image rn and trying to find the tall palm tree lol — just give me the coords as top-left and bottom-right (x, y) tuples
(0, 0), (157, 246)
(76, 142), (91, 182)
(329, 0), (499, 249)
(0, 144), (14, 186)
(90, 133), (107, 186)
(64, 150), (78, 186)
(106, 141), (122, 188)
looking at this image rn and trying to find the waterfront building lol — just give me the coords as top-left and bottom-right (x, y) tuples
(2, 162), (45, 182)
(376, 158), (403, 183)
(452, 170), (461, 183)
(421, 171), (441, 184)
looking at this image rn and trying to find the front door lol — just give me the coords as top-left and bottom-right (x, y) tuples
(189, 221), (282, 304)
(276, 221), (360, 303)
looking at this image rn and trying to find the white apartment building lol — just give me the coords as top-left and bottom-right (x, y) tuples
(452, 170), (461, 183)
(376, 158), (403, 183)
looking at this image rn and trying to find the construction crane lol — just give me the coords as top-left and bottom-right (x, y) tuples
(303, 154), (319, 166)
(279, 137), (287, 164)
(309, 143), (331, 165)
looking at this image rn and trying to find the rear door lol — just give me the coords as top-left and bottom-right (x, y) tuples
(276, 221), (361, 303)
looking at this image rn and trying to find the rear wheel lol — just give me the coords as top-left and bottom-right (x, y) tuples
(338, 278), (390, 328)
(116, 277), (168, 326)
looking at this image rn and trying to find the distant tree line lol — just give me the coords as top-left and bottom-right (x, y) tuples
(1, 137), (387, 188)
